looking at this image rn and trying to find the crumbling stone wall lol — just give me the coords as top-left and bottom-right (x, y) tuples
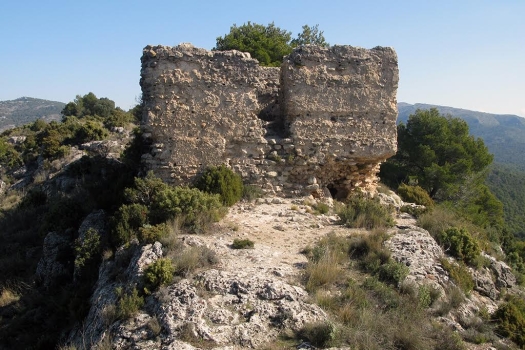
(140, 43), (398, 198)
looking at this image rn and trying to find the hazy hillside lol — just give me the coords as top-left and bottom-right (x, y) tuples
(0, 97), (65, 132)
(398, 102), (525, 170)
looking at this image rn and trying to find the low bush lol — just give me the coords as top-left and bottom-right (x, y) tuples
(144, 258), (174, 291)
(150, 186), (224, 231)
(397, 184), (434, 207)
(305, 249), (343, 292)
(232, 238), (254, 249)
(194, 165), (243, 206)
(337, 195), (394, 229)
(493, 296), (525, 348)
(378, 261), (409, 285)
(297, 321), (336, 347)
(242, 184), (263, 201)
(171, 246), (219, 277)
(138, 223), (169, 244)
(400, 204), (428, 218)
(117, 288), (144, 319)
(111, 203), (149, 246)
(314, 202), (330, 215)
(440, 258), (474, 294)
(74, 228), (101, 271)
(437, 227), (480, 266)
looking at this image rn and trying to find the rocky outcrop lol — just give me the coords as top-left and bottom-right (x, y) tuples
(140, 43), (398, 198)
(36, 231), (71, 288)
(387, 223), (447, 287)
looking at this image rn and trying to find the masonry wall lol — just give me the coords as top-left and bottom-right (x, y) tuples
(140, 43), (399, 198)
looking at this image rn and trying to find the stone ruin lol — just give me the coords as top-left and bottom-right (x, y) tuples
(140, 43), (398, 199)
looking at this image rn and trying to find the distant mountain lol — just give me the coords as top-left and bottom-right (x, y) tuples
(0, 97), (65, 132)
(398, 102), (525, 170)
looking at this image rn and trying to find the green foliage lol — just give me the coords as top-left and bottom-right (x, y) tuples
(215, 22), (292, 66)
(138, 223), (169, 244)
(290, 24), (329, 47)
(117, 288), (144, 319)
(0, 138), (22, 168)
(437, 227), (480, 265)
(62, 92), (116, 119)
(232, 238), (254, 249)
(215, 22), (329, 67)
(73, 119), (108, 143)
(171, 246), (219, 277)
(381, 108), (494, 199)
(111, 203), (149, 246)
(378, 261), (410, 285)
(74, 228), (101, 270)
(144, 258), (174, 291)
(194, 165), (243, 206)
(397, 183), (434, 207)
(486, 164), (525, 237)
(493, 296), (525, 348)
(314, 202), (330, 214)
(297, 321), (336, 347)
(337, 195), (394, 229)
(440, 258), (474, 293)
(150, 186), (224, 230)
(242, 184), (263, 201)
(113, 172), (226, 245)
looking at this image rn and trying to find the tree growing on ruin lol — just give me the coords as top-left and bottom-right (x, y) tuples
(214, 22), (328, 66)
(291, 24), (329, 47)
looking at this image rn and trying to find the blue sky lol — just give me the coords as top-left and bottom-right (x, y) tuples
(1, 0), (524, 116)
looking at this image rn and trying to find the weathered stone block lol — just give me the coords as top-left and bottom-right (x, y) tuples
(140, 43), (399, 198)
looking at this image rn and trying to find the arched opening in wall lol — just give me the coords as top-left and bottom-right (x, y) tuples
(326, 183), (350, 201)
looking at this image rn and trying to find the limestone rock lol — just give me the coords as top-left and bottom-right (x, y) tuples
(386, 225), (446, 286)
(483, 253), (516, 289)
(36, 232), (71, 288)
(472, 268), (499, 300)
(68, 242), (164, 348)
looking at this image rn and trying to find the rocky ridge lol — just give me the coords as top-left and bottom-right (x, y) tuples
(66, 192), (517, 349)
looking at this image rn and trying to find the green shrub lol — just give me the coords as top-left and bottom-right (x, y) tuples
(232, 238), (254, 249)
(171, 246), (219, 277)
(397, 184), (434, 207)
(400, 204), (428, 218)
(378, 261), (409, 285)
(242, 184), (263, 201)
(74, 120), (109, 144)
(337, 195), (394, 229)
(417, 284), (441, 309)
(194, 165), (243, 206)
(117, 288), (144, 319)
(305, 249), (343, 292)
(440, 258), (474, 293)
(111, 203), (149, 246)
(297, 321), (336, 347)
(150, 186), (224, 230)
(138, 223), (169, 244)
(74, 228), (101, 270)
(144, 258), (174, 291)
(437, 227), (480, 265)
(493, 296), (525, 348)
(314, 202), (330, 214)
